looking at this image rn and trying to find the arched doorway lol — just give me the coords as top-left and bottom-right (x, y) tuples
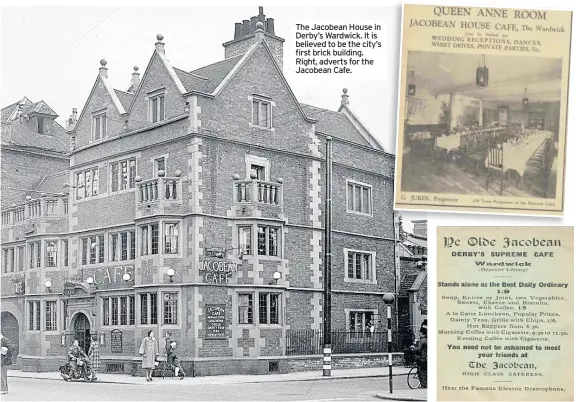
(73, 313), (91, 354)
(0, 312), (19, 363)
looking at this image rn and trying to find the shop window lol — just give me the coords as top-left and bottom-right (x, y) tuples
(258, 293), (280, 324)
(76, 167), (99, 200)
(45, 241), (58, 267)
(141, 223), (159, 256)
(110, 158), (136, 192)
(140, 293), (158, 325)
(345, 249), (375, 282)
(164, 223), (179, 254)
(238, 293), (253, 324)
(45, 301), (57, 331)
(163, 293), (178, 324)
(346, 180), (372, 215)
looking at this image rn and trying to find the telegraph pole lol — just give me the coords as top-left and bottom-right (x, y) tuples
(323, 136), (333, 377)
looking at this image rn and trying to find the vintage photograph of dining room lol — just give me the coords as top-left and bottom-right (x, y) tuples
(399, 51), (562, 198)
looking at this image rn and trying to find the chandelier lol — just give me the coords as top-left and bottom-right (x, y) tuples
(476, 55), (489, 87)
(407, 70), (416, 96)
(522, 88), (529, 106)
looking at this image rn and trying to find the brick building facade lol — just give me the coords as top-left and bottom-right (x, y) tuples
(1, 7), (397, 375)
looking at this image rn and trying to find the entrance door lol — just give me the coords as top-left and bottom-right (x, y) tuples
(0, 312), (19, 363)
(73, 313), (91, 354)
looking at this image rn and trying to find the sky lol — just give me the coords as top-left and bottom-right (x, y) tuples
(0, 5), (426, 222)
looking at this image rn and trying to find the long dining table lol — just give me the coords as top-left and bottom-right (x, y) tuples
(485, 130), (552, 178)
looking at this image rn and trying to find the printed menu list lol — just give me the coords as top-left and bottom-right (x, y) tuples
(437, 227), (573, 401)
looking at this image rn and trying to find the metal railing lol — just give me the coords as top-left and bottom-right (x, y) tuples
(137, 177), (179, 203)
(234, 180), (282, 205)
(286, 329), (400, 356)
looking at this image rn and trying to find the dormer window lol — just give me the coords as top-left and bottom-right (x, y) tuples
(149, 92), (165, 123)
(251, 97), (272, 128)
(92, 112), (107, 141)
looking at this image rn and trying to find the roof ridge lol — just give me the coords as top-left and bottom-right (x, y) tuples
(114, 88), (133, 95)
(300, 103), (338, 113)
(190, 54), (243, 73)
(173, 66), (209, 81)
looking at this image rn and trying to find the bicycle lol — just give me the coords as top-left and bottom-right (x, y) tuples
(407, 364), (421, 389)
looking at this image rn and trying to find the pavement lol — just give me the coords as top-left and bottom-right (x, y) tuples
(376, 388), (427, 401)
(8, 366), (412, 386)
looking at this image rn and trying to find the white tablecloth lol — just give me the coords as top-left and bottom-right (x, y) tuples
(485, 131), (552, 177)
(435, 133), (461, 152)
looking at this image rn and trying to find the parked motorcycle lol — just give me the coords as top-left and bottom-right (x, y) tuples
(60, 357), (96, 382)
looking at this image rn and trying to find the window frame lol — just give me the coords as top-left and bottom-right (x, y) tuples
(346, 180), (373, 216)
(28, 300), (41, 331)
(75, 166), (100, 200)
(80, 234), (105, 265)
(238, 291), (283, 326)
(344, 248), (377, 284)
(109, 157), (137, 193)
(45, 300), (58, 332)
(110, 230), (136, 262)
(28, 241), (41, 269)
(45, 240), (58, 268)
(149, 91), (166, 123)
(251, 96), (273, 129)
(163, 222), (179, 255)
(345, 308), (378, 336)
(92, 111), (107, 141)
(162, 292), (179, 325)
(139, 292), (159, 326)
(140, 223), (159, 256)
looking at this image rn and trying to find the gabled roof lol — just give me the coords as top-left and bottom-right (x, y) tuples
(114, 89), (134, 112)
(301, 104), (374, 147)
(188, 55), (244, 94)
(404, 233), (427, 248)
(1, 97), (69, 154)
(338, 104), (385, 151)
(173, 68), (211, 93)
(23, 100), (58, 117)
(71, 74), (126, 134)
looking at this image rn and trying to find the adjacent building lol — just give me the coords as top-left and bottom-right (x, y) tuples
(1, 7), (397, 375)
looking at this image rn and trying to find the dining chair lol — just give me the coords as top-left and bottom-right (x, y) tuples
(486, 146), (505, 195)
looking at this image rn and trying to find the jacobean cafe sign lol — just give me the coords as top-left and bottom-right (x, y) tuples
(90, 265), (134, 285)
(199, 260), (238, 284)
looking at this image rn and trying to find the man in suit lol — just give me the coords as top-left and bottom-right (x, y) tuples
(1, 332), (15, 395)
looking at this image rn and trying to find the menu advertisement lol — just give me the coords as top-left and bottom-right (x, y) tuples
(437, 226), (573, 401)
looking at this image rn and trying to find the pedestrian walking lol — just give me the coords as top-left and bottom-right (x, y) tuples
(139, 330), (159, 382)
(88, 335), (100, 380)
(412, 326), (427, 388)
(1, 332), (15, 395)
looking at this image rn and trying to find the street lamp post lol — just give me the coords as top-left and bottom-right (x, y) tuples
(382, 292), (395, 394)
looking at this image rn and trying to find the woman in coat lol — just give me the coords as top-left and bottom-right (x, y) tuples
(139, 330), (159, 381)
(88, 335), (100, 380)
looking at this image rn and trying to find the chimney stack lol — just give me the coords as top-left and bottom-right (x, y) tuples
(155, 34), (165, 54)
(66, 108), (78, 131)
(223, 7), (285, 70)
(341, 88), (349, 107)
(99, 59), (108, 78)
(131, 66), (141, 91)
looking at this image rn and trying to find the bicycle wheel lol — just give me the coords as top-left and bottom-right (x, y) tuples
(407, 367), (421, 389)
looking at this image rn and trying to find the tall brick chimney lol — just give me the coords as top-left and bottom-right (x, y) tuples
(222, 6), (285, 70)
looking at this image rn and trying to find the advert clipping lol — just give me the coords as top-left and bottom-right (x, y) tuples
(437, 226), (574, 401)
(394, 5), (572, 215)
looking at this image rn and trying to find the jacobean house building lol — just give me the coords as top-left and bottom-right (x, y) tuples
(1, 7), (396, 375)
